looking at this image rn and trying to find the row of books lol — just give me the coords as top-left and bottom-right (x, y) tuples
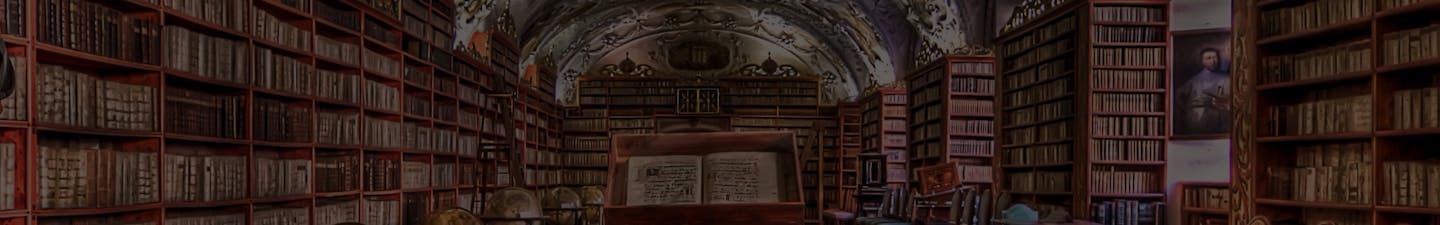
(1266, 141), (1372, 204)
(254, 204), (308, 225)
(164, 0), (246, 31)
(1090, 167), (1160, 194)
(166, 212), (245, 225)
(40, 0), (162, 65)
(949, 139), (995, 157)
(525, 168), (565, 186)
(950, 100), (995, 116)
(0, 143), (11, 210)
(315, 0), (360, 32)
(948, 120), (995, 136)
(364, 197), (401, 225)
(254, 98), (313, 142)
(317, 110), (361, 145)
(317, 70), (362, 104)
(364, 21), (402, 49)
(605, 87), (675, 95)
(1183, 186), (1228, 209)
(1393, 87), (1440, 130)
(1383, 160), (1440, 207)
(1384, 0), (1429, 9)
(563, 170), (607, 185)
(164, 147), (247, 202)
(255, 47), (314, 95)
(1091, 26), (1165, 43)
(365, 157), (402, 191)
(268, 0), (312, 12)
(1002, 59), (1072, 90)
(165, 87), (245, 139)
(951, 77), (995, 94)
(253, 154), (312, 198)
(1094, 93), (1162, 113)
(1091, 200), (1163, 225)
(1093, 6), (1165, 22)
(565, 152), (608, 167)
(401, 160), (429, 189)
(725, 96), (819, 106)
(316, 151), (361, 193)
(564, 119), (605, 131)
(1091, 116), (1163, 138)
(1382, 25), (1440, 66)
(1261, 40), (1371, 85)
(525, 148), (563, 166)
(728, 87), (817, 96)
(951, 62), (995, 75)
(38, 64), (157, 131)
(404, 14), (429, 39)
(317, 198), (361, 225)
(403, 193), (428, 225)
(564, 136), (609, 150)
(1265, 91), (1372, 136)
(0, 56), (25, 121)
(403, 95), (433, 117)
(37, 138), (158, 209)
(1090, 139), (1164, 161)
(1008, 39), (1075, 70)
(253, 6), (312, 50)
(1001, 144), (1072, 165)
(1092, 47), (1165, 66)
(1002, 15), (1077, 58)
(0, 0), (20, 36)
(365, 49), (403, 78)
(1002, 121), (1071, 145)
(1259, 0), (1372, 38)
(1093, 70), (1162, 90)
(1006, 100), (1073, 126)
(1008, 171), (1070, 192)
(254, 205), (309, 225)
(403, 65), (430, 87)
(365, 79), (402, 112)
(163, 26), (249, 84)
(317, 35), (360, 65)
(1005, 77), (1073, 107)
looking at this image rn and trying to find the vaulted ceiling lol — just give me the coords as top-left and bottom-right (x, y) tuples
(452, 0), (993, 101)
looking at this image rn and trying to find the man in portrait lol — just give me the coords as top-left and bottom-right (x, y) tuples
(1176, 48), (1231, 135)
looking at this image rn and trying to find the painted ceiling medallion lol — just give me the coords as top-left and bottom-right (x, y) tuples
(599, 53), (656, 77)
(737, 53), (799, 77)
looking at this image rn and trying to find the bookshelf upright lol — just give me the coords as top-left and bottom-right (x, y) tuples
(995, 0), (1172, 222)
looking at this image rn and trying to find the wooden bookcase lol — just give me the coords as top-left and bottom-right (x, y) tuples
(904, 55), (998, 223)
(0, 0), (520, 224)
(1177, 182), (1228, 225)
(604, 131), (805, 225)
(995, 0), (1171, 222)
(516, 86), (564, 189)
(561, 107), (609, 187)
(860, 83), (909, 190)
(837, 103), (863, 212)
(1236, 0), (1440, 224)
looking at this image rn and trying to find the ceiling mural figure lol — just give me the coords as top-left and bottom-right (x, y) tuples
(452, 0), (993, 102)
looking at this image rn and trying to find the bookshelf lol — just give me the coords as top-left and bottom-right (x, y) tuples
(0, 0), (514, 224)
(995, 0), (1171, 223)
(905, 55), (998, 224)
(562, 107), (609, 187)
(516, 86), (564, 189)
(837, 103), (862, 213)
(860, 83), (909, 190)
(1235, 0), (1440, 224)
(1178, 182), (1228, 225)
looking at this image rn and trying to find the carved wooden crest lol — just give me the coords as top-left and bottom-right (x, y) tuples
(598, 53), (656, 77)
(737, 53), (799, 77)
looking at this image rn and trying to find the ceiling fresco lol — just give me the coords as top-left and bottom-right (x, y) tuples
(452, 0), (993, 101)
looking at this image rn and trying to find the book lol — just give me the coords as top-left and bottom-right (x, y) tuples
(0, 55), (26, 121)
(1382, 24), (1440, 66)
(316, 151), (360, 193)
(37, 137), (158, 209)
(163, 25), (250, 84)
(255, 205), (310, 225)
(1260, 0), (1372, 38)
(0, 0), (21, 36)
(163, 143), (246, 202)
(1091, 200), (1163, 225)
(364, 197), (401, 225)
(165, 211), (246, 225)
(365, 155), (400, 191)
(253, 98), (313, 142)
(1261, 39), (1371, 85)
(624, 152), (782, 206)
(38, 64), (157, 131)
(315, 0), (359, 31)
(317, 197), (361, 225)
(253, 5), (312, 50)
(1265, 141), (1372, 204)
(253, 148), (311, 198)
(39, 0), (161, 65)
(316, 35), (360, 65)
(254, 47), (314, 95)
(165, 87), (245, 139)
(1184, 186), (1229, 209)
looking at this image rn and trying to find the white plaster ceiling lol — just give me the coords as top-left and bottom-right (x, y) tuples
(452, 0), (993, 101)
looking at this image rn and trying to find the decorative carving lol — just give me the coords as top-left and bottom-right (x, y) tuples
(667, 40), (732, 71)
(737, 53), (799, 77)
(495, 10), (517, 38)
(1000, 0), (1075, 34)
(1231, 1), (1260, 225)
(675, 88), (721, 114)
(598, 53), (656, 77)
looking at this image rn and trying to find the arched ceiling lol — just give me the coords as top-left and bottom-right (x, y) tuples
(452, 0), (994, 101)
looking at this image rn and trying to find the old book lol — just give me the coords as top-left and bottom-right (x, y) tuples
(624, 152), (781, 206)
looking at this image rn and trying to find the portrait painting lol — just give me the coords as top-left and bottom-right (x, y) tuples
(1171, 28), (1233, 137)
